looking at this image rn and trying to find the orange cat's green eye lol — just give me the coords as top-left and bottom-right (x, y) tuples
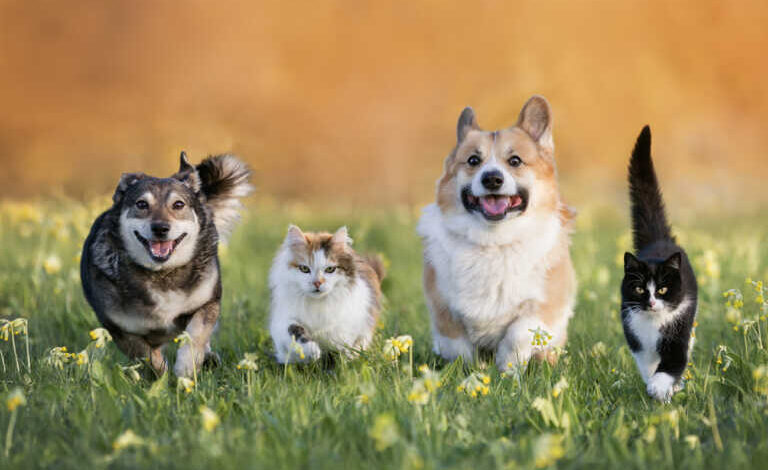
(657, 287), (668, 295)
(635, 286), (645, 294)
(298, 265), (310, 273)
(325, 266), (336, 274)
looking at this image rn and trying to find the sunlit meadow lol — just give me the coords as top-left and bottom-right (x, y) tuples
(1, 199), (768, 469)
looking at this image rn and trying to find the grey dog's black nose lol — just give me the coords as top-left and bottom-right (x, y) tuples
(151, 221), (171, 238)
(481, 170), (504, 190)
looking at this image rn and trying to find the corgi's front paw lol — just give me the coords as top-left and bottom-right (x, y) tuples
(647, 372), (677, 403)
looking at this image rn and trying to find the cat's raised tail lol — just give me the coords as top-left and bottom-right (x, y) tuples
(628, 125), (674, 251)
(364, 254), (387, 282)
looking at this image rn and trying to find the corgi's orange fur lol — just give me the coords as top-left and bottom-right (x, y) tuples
(418, 95), (576, 371)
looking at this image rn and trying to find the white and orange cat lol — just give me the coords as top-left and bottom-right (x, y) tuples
(268, 225), (385, 363)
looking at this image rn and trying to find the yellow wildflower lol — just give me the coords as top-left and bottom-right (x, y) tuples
(552, 378), (569, 398)
(89, 328), (112, 348)
(529, 327), (553, 347)
(112, 429), (144, 451)
(533, 433), (565, 468)
(199, 406), (220, 432)
(369, 414), (400, 451)
(75, 350), (88, 366)
(458, 372), (491, 398)
(236, 352), (259, 371)
(6, 388), (26, 412)
(43, 255), (62, 275)
(407, 380), (431, 406)
(177, 377), (195, 394)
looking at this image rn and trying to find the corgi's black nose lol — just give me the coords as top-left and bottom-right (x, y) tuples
(151, 221), (171, 238)
(481, 170), (504, 190)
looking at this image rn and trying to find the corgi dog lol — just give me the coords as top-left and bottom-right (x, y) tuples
(268, 226), (385, 363)
(418, 95), (576, 371)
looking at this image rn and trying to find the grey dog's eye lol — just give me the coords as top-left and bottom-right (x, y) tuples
(172, 200), (185, 210)
(136, 200), (149, 210)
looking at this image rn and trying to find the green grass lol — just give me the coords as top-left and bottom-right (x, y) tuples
(1, 200), (768, 469)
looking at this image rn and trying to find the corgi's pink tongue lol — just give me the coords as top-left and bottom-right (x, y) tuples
(149, 240), (174, 258)
(480, 195), (521, 216)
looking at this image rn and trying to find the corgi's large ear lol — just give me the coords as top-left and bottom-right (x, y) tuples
(624, 252), (642, 272)
(457, 107), (479, 143)
(331, 226), (352, 246)
(285, 225), (307, 246)
(112, 172), (145, 204)
(517, 95), (553, 152)
(174, 151), (201, 193)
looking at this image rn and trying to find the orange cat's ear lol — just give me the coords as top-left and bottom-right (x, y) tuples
(331, 226), (352, 246)
(285, 225), (306, 246)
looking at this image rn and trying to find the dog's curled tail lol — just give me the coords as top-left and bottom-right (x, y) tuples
(196, 155), (253, 241)
(628, 126), (673, 251)
(364, 253), (387, 282)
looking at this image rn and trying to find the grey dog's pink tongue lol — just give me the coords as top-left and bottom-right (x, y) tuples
(480, 196), (512, 216)
(150, 240), (174, 258)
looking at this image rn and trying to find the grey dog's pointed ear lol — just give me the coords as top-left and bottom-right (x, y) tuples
(112, 172), (145, 204)
(457, 106), (479, 143)
(179, 151), (194, 173)
(517, 95), (554, 152)
(173, 151), (201, 193)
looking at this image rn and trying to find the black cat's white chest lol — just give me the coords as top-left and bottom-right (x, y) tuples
(624, 310), (662, 382)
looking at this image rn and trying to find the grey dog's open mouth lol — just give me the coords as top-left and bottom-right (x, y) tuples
(461, 186), (528, 221)
(134, 231), (187, 262)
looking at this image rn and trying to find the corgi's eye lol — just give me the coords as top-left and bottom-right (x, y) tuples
(324, 266), (336, 274)
(467, 155), (481, 166)
(136, 200), (149, 210)
(657, 287), (668, 295)
(508, 155), (522, 167)
(172, 200), (185, 210)
(634, 286), (645, 294)
(298, 265), (310, 274)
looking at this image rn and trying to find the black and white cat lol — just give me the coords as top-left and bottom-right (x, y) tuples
(621, 126), (698, 403)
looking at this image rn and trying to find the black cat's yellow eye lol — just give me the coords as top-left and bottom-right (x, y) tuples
(324, 266), (336, 274)
(298, 265), (310, 273)
(657, 287), (668, 295)
(634, 286), (645, 294)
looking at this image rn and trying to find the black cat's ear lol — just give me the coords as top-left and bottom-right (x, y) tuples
(624, 252), (642, 272)
(664, 252), (682, 270)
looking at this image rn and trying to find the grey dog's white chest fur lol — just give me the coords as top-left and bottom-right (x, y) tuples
(107, 267), (218, 335)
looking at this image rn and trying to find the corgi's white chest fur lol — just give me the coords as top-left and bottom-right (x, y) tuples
(108, 266), (219, 335)
(418, 204), (560, 347)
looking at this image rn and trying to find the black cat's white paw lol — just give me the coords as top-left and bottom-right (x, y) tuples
(647, 372), (676, 403)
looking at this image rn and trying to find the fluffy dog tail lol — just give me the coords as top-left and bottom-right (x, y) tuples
(196, 155), (253, 241)
(628, 126), (674, 251)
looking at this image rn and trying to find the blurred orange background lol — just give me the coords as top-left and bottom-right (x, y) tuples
(1, 0), (766, 209)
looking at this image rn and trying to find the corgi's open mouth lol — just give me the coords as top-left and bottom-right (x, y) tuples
(461, 186), (528, 221)
(134, 231), (187, 262)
